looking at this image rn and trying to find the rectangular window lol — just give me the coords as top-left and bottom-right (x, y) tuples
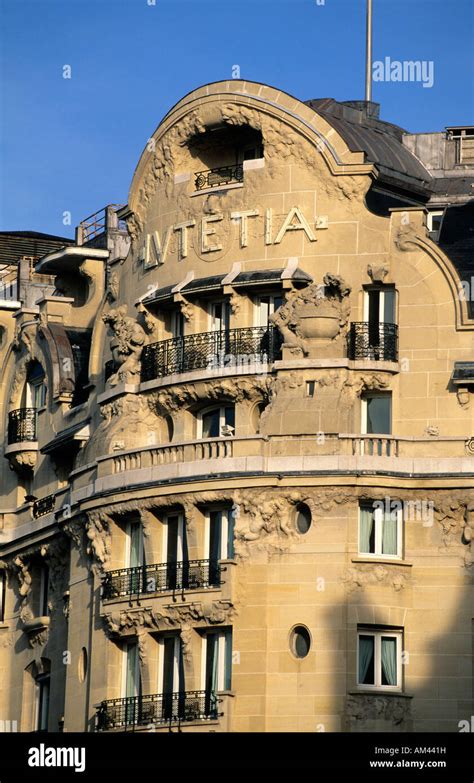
(35, 674), (50, 732)
(357, 629), (402, 691)
(359, 503), (402, 558)
(363, 288), (396, 361)
(126, 520), (145, 594)
(39, 566), (49, 617)
(163, 513), (188, 590)
(200, 405), (235, 438)
(254, 294), (283, 327)
(203, 630), (232, 694)
(158, 635), (185, 720)
(362, 393), (392, 435)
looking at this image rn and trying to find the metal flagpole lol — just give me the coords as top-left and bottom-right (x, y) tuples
(365, 0), (373, 102)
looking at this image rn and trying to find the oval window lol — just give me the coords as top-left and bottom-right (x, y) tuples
(78, 647), (88, 683)
(296, 504), (312, 534)
(290, 626), (311, 659)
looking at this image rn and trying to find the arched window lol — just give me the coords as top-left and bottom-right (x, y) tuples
(23, 361), (47, 409)
(22, 658), (51, 732)
(197, 405), (235, 438)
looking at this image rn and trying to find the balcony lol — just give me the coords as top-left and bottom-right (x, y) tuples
(348, 322), (398, 362)
(141, 326), (282, 382)
(7, 408), (37, 445)
(102, 559), (221, 600)
(96, 690), (218, 731)
(194, 164), (243, 191)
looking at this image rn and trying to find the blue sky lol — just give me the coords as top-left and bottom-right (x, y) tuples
(1, 0), (473, 237)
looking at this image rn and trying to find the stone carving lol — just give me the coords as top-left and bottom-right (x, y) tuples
(343, 564), (408, 592)
(270, 275), (351, 357)
(7, 450), (38, 476)
(457, 388), (470, 409)
(136, 303), (160, 340)
(177, 296), (194, 323)
(130, 111), (206, 245)
(85, 511), (112, 573)
(229, 290), (244, 315)
(149, 376), (271, 416)
(367, 263), (389, 283)
(424, 425), (439, 437)
(395, 223), (419, 252)
(347, 694), (411, 728)
(232, 491), (297, 557)
(13, 556), (34, 623)
(78, 393), (161, 464)
(102, 599), (235, 638)
(102, 305), (147, 386)
(106, 270), (120, 303)
(466, 437), (474, 455)
(9, 357), (28, 406)
(23, 619), (50, 648)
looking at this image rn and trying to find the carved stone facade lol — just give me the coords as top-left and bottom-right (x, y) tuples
(0, 80), (473, 735)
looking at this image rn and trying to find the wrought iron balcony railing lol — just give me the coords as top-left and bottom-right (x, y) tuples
(7, 408), (37, 445)
(96, 690), (219, 731)
(32, 494), (56, 519)
(102, 558), (222, 600)
(347, 322), (398, 362)
(141, 325), (282, 381)
(195, 164), (243, 191)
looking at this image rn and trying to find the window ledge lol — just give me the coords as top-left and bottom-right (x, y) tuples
(349, 690), (413, 698)
(351, 557), (413, 568)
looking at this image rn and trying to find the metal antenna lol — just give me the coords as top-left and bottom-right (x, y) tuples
(365, 0), (373, 102)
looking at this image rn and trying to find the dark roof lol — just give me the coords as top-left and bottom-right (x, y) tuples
(432, 177), (474, 197)
(143, 268), (312, 306)
(0, 231), (74, 265)
(305, 98), (433, 195)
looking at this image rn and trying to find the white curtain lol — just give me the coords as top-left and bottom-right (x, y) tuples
(360, 507), (374, 553)
(358, 635), (374, 684)
(381, 637), (397, 685)
(382, 511), (398, 555)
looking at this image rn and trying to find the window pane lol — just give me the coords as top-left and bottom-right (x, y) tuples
(224, 631), (232, 690)
(224, 407), (235, 429)
(384, 290), (396, 323)
(227, 511), (235, 559)
(358, 635), (375, 684)
(359, 506), (375, 553)
(209, 511), (222, 563)
(291, 626), (311, 658)
(202, 409), (219, 438)
(366, 395), (391, 434)
(382, 511), (398, 555)
(381, 637), (397, 685)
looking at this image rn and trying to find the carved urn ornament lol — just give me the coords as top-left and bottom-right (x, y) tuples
(270, 273), (351, 358)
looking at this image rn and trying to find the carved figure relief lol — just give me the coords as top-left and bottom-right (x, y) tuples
(102, 305), (147, 386)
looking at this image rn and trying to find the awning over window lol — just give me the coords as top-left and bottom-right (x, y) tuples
(141, 267), (312, 306)
(451, 362), (474, 385)
(40, 419), (90, 455)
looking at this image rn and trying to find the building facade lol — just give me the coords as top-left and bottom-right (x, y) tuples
(0, 80), (473, 733)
